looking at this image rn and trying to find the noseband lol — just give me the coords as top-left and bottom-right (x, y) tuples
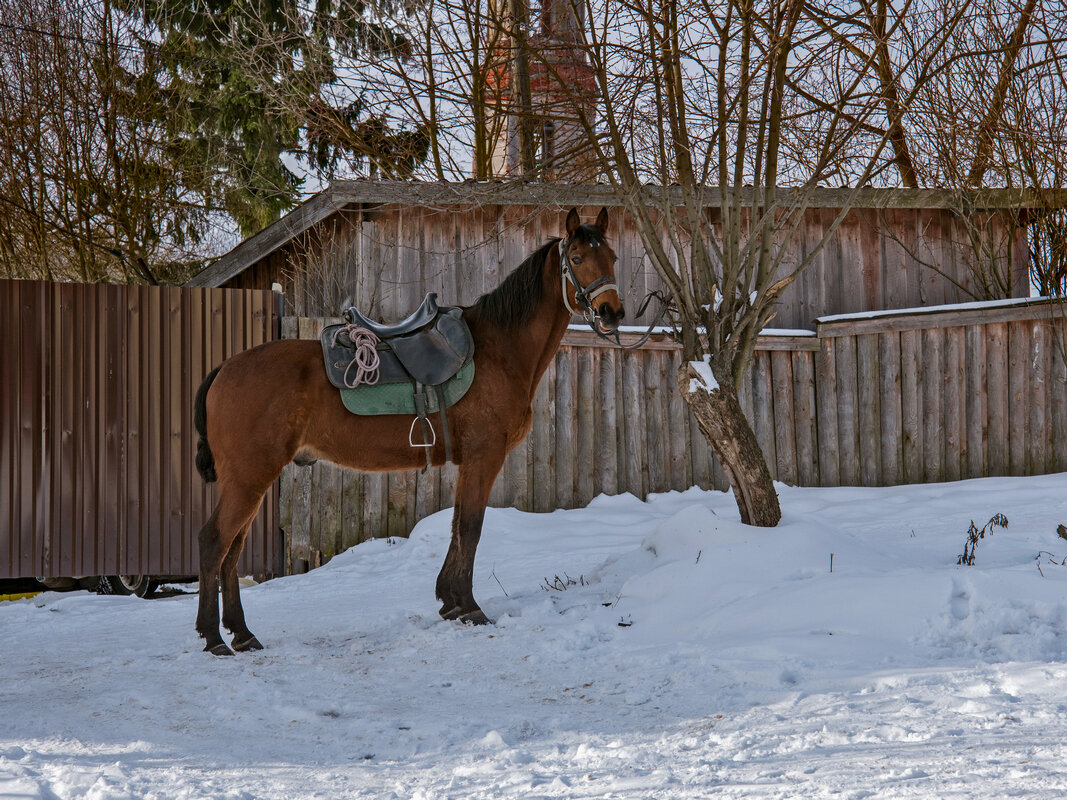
(558, 237), (619, 327)
(558, 237), (675, 351)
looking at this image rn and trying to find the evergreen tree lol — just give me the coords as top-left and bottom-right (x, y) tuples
(119, 0), (428, 236)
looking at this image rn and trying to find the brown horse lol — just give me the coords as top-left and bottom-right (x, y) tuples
(192, 208), (624, 655)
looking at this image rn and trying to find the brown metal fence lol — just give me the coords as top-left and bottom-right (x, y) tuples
(1, 280), (280, 579)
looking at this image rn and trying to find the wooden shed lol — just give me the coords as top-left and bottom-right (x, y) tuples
(186, 181), (1035, 325)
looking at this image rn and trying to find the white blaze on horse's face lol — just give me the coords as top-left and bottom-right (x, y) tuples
(563, 207), (626, 333)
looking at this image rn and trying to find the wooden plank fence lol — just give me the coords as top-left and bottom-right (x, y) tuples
(278, 297), (1067, 572)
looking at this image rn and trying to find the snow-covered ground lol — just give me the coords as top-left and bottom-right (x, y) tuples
(3, 473), (1067, 799)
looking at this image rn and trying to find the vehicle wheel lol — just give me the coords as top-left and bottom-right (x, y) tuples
(130, 576), (158, 598)
(97, 575), (157, 597)
(37, 576), (79, 591)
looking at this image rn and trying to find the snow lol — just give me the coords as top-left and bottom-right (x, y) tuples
(760, 328), (817, 337)
(688, 354), (719, 394)
(816, 295), (1059, 324)
(3, 473), (1067, 798)
(567, 325), (817, 337)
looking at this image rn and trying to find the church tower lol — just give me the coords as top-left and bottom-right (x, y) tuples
(482, 0), (598, 181)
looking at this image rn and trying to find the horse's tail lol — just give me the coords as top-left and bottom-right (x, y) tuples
(194, 366), (222, 483)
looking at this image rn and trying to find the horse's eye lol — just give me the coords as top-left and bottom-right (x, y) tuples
(571, 256), (583, 265)
(613, 256), (618, 264)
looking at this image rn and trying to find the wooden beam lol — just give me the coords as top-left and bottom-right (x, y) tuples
(329, 180), (1067, 213)
(559, 328), (820, 351)
(816, 297), (1067, 338)
(184, 192), (346, 288)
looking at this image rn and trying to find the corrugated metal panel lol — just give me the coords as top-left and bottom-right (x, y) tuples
(0, 280), (279, 579)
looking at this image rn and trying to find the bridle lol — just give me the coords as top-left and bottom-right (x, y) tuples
(558, 236), (673, 350)
(558, 237), (619, 328)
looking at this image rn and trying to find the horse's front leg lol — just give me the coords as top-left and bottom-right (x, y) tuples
(437, 453), (506, 624)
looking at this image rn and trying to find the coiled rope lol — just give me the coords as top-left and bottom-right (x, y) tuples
(332, 324), (381, 388)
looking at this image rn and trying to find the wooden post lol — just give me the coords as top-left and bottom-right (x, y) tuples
(771, 350), (798, 485)
(815, 335), (840, 486)
(835, 335), (860, 485)
(1007, 321), (1029, 475)
(749, 351), (777, 481)
(667, 348), (692, 491)
(899, 328), (922, 484)
(1052, 318), (1067, 473)
(986, 322), (1009, 475)
(646, 351), (669, 493)
(857, 333), (882, 485)
(623, 351), (646, 497)
(1029, 321), (1050, 473)
(341, 471), (363, 550)
(792, 350), (818, 486)
(555, 349), (577, 508)
(596, 347), (619, 497)
(531, 360), (555, 511)
(576, 346), (596, 505)
(921, 328), (944, 483)
(943, 326), (965, 481)
(878, 331), (902, 485)
(964, 323), (987, 479)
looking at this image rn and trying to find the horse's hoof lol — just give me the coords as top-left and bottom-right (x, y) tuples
(441, 605), (493, 625)
(233, 635), (264, 652)
(205, 642), (234, 657)
(458, 609), (493, 626)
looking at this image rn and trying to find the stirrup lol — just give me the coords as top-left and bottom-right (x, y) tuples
(409, 416), (436, 447)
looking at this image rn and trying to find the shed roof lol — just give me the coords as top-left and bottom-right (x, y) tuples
(185, 180), (1062, 289)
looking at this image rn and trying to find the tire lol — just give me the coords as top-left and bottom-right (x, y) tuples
(37, 576), (80, 591)
(96, 575), (157, 598)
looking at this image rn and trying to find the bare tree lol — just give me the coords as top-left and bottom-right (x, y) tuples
(843, 0), (1066, 298)
(0, 0), (218, 282)
(531, 0), (976, 525)
(359, 0), (994, 524)
(1000, 2), (1067, 298)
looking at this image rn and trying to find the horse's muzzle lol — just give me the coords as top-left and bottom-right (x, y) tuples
(597, 303), (625, 332)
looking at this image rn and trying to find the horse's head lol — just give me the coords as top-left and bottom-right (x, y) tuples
(561, 207), (626, 333)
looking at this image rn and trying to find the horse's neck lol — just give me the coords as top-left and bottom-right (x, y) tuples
(506, 248), (572, 393)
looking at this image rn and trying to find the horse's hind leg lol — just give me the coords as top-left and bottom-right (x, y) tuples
(221, 521), (263, 652)
(195, 508), (229, 655)
(196, 487), (264, 656)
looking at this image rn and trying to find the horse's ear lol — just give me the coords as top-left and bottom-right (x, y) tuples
(596, 207), (609, 233)
(566, 208), (580, 238)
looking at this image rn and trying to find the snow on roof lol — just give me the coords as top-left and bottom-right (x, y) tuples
(816, 295), (1055, 324)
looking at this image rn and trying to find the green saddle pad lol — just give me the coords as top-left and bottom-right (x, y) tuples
(340, 359), (475, 416)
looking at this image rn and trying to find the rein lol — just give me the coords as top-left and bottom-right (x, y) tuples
(558, 238), (673, 352)
(595, 289), (674, 351)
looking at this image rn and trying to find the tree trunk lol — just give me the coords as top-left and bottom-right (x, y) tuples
(678, 362), (781, 527)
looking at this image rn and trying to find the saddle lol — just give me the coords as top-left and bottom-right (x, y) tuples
(320, 293), (475, 468)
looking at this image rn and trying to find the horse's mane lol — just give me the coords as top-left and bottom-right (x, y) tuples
(469, 238), (557, 328)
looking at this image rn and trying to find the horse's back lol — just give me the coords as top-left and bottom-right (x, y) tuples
(207, 334), (527, 474)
